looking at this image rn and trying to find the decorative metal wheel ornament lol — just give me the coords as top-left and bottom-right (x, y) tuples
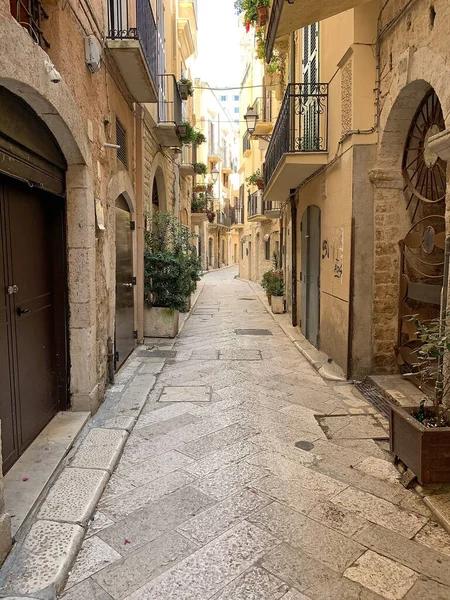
(402, 89), (447, 222)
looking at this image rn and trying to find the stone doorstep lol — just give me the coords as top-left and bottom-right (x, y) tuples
(0, 356), (160, 597)
(368, 374), (450, 540)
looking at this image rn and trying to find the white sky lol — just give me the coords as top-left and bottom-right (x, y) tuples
(193, 0), (243, 88)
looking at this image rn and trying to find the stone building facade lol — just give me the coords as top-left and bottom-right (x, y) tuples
(0, 0), (197, 562)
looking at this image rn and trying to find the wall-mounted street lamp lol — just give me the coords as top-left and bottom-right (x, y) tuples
(210, 166), (220, 183)
(244, 105), (272, 142)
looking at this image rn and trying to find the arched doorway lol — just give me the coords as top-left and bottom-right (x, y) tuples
(151, 167), (167, 213)
(115, 195), (135, 370)
(301, 205), (321, 348)
(0, 87), (68, 472)
(372, 81), (447, 372)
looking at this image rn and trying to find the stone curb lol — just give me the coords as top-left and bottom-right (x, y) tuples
(0, 368), (159, 597)
(239, 277), (345, 382)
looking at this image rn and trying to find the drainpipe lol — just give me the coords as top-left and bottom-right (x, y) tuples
(290, 188), (298, 327)
(436, 236), (450, 407)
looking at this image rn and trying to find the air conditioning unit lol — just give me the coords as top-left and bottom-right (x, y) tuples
(84, 35), (102, 73)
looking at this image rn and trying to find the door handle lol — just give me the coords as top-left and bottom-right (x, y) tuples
(17, 308), (31, 316)
(122, 283), (133, 288)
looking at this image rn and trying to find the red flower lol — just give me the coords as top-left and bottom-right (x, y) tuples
(245, 20), (251, 33)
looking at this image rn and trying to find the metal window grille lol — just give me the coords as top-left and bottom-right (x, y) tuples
(265, 238), (271, 261)
(10, 0), (49, 47)
(116, 118), (127, 166)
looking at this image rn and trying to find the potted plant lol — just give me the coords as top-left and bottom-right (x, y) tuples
(193, 162), (207, 176)
(234, 0), (270, 31)
(194, 183), (206, 192)
(246, 169), (264, 190)
(194, 131), (206, 145)
(207, 211), (216, 223)
(390, 314), (450, 483)
(206, 183), (214, 196)
(269, 270), (284, 313)
(257, 2), (269, 26)
(191, 195), (207, 213)
(177, 122), (204, 146)
(261, 269), (274, 305)
(178, 77), (194, 100)
(144, 212), (202, 337)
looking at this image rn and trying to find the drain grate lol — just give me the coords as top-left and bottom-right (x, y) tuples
(148, 349), (177, 358)
(355, 380), (391, 418)
(238, 298), (256, 301)
(295, 441), (315, 451)
(235, 329), (273, 336)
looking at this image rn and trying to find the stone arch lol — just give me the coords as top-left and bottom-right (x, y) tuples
(108, 169), (136, 215)
(0, 21), (97, 412)
(371, 47), (450, 374)
(148, 152), (168, 212)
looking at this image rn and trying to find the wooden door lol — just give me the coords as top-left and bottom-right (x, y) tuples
(0, 177), (66, 471)
(301, 205), (321, 348)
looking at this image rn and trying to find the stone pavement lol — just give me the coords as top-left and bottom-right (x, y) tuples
(6, 266), (450, 600)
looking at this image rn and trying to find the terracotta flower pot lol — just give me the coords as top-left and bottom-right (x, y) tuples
(257, 5), (268, 26)
(256, 178), (264, 190)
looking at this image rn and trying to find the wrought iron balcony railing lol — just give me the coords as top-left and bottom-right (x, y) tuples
(252, 96), (272, 123)
(107, 0), (157, 83)
(217, 211), (231, 227)
(231, 206), (244, 225)
(158, 74), (183, 124)
(242, 131), (251, 155)
(264, 83), (328, 186)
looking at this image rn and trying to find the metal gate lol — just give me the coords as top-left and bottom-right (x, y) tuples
(301, 205), (321, 347)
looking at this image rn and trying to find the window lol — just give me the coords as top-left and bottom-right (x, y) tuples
(234, 107), (239, 114)
(220, 95), (227, 102)
(302, 22), (320, 150)
(116, 118), (127, 166)
(265, 238), (271, 261)
(234, 95), (239, 101)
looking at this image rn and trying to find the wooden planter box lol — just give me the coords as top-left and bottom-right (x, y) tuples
(271, 296), (284, 314)
(390, 405), (450, 484)
(144, 307), (179, 338)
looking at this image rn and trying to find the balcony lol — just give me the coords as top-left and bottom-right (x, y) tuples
(231, 206), (244, 228)
(180, 145), (195, 176)
(106, 0), (158, 103)
(178, 0), (197, 60)
(247, 190), (265, 222)
(264, 83), (328, 203)
(264, 200), (282, 220)
(156, 75), (183, 147)
(208, 143), (222, 164)
(266, 0), (368, 61)
(217, 211), (231, 227)
(252, 96), (273, 136)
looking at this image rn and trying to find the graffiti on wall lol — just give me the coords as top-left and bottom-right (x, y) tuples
(333, 227), (344, 279)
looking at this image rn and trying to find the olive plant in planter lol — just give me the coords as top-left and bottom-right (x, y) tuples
(144, 212), (202, 338)
(269, 271), (284, 313)
(390, 314), (450, 483)
(246, 169), (264, 190)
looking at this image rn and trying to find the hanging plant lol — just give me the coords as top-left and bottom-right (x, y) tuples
(177, 77), (194, 100)
(193, 162), (207, 175)
(234, 0), (270, 30)
(246, 168), (263, 189)
(194, 131), (206, 145)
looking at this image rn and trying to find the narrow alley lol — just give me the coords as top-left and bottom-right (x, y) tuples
(48, 268), (450, 600)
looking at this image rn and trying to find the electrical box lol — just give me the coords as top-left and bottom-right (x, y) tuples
(84, 36), (102, 73)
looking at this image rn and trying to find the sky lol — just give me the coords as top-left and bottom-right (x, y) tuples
(193, 0), (243, 89)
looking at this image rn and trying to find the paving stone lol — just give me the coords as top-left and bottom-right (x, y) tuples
(65, 536), (122, 588)
(177, 488), (271, 545)
(125, 521), (278, 600)
(70, 428), (128, 473)
(180, 423), (259, 459)
(119, 432), (183, 465)
(319, 415), (389, 440)
(135, 403), (200, 428)
(101, 474), (135, 501)
(86, 511), (115, 538)
(38, 468), (109, 525)
(159, 386), (211, 403)
(307, 501), (370, 537)
(133, 412), (200, 440)
(354, 456), (400, 483)
(344, 550), (417, 600)
(92, 531), (198, 599)
(2, 520), (84, 595)
(168, 411), (243, 444)
(98, 486), (216, 555)
(312, 439), (366, 467)
(100, 470), (195, 521)
(192, 462), (268, 500)
(211, 566), (289, 599)
(248, 501), (365, 573)
(404, 578), (450, 599)
(219, 349), (261, 360)
(280, 590), (311, 600)
(139, 360), (165, 375)
(115, 450), (193, 487)
(414, 521), (450, 557)
(184, 440), (259, 478)
(254, 475), (324, 515)
(332, 487), (428, 538)
(101, 416), (135, 432)
(191, 349), (219, 359)
(261, 543), (383, 600)
(61, 577), (114, 599)
(355, 523), (450, 586)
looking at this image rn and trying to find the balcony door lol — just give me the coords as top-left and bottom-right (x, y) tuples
(301, 206), (320, 348)
(302, 23), (319, 151)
